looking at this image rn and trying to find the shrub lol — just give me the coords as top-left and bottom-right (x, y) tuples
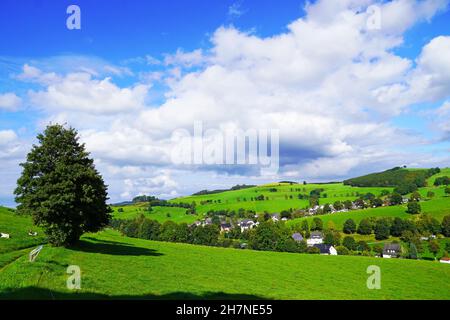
(343, 219), (356, 234)
(406, 201), (421, 214)
(335, 246), (350, 255)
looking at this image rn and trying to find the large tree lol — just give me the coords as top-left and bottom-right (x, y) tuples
(14, 124), (112, 246)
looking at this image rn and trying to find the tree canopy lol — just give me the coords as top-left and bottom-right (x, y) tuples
(14, 124), (112, 246)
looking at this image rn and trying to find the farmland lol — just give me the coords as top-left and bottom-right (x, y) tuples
(1, 228), (449, 300)
(170, 182), (394, 215)
(111, 203), (197, 224)
(1, 167), (449, 300)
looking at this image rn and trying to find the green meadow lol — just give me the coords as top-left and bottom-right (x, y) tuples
(1, 228), (449, 300)
(111, 203), (198, 224)
(287, 196), (450, 231)
(170, 182), (394, 215)
(1, 168), (449, 300)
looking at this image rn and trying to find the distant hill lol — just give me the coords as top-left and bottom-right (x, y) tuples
(191, 184), (256, 196)
(343, 167), (440, 188)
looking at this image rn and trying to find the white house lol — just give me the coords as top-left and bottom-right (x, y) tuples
(239, 219), (256, 233)
(313, 244), (337, 255)
(382, 243), (401, 258)
(307, 231), (323, 246)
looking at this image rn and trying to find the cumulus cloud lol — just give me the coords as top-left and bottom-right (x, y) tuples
(8, 0), (450, 201)
(0, 93), (22, 111)
(28, 71), (149, 115)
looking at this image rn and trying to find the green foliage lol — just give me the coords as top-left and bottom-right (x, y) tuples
(434, 176), (450, 186)
(310, 217), (323, 231)
(342, 236), (357, 251)
(428, 240), (440, 258)
(14, 124), (111, 246)
(416, 214), (441, 235)
(406, 201), (421, 214)
(356, 241), (369, 252)
(389, 193), (403, 205)
(357, 218), (372, 235)
(343, 167), (433, 188)
(249, 221), (283, 251)
(443, 215), (450, 237)
(323, 230), (341, 246)
(343, 219), (356, 234)
(373, 244), (384, 256)
(374, 218), (391, 240)
(335, 246), (350, 255)
(408, 242), (418, 259)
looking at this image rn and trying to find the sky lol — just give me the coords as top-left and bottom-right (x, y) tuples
(1, 0), (450, 206)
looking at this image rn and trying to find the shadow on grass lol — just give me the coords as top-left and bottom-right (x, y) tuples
(0, 286), (269, 300)
(67, 239), (163, 257)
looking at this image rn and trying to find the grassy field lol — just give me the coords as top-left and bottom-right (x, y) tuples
(168, 168), (449, 215)
(111, 204), (199, 224)
(0, 207), (46, 255)
(1, 229), (449, 300)
(170, 182), (394, 215)
(287, 196), (450, 231)
(1, 168), (449, 300)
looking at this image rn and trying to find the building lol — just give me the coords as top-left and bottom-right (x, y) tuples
(291, 233), (304, 242)
(271, 213), (280, 222)
(307, 231), (323, 246)
(313, 244), (337, 255)
(220, 223), (232, 233)
(382, 243), (401, 258)
(239, 219), (256, 233)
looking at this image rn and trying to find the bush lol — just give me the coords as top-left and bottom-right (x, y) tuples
(343, 219), (356, 234)
(335, 246), (350, 255)
(442, 215), (450, 237)
(357, 219), (372, 235)
(374, 219), (391, 240)
(342, 236), (357, 251)
(406, 201), (421, 214)
(307, 246), (320, 254)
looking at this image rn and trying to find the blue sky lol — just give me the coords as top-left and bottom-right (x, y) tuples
(1, 0), (450, 206)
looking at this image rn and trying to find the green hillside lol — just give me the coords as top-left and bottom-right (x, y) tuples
(1, 229), (449, 300)
(111, 204), (198, 224)
(343, 167), (439, 188)
(287, 197), (450, 231)
(0, 207), (45, 255)
(170, 182), (393, 215)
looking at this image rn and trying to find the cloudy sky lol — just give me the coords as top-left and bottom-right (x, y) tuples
(1, 0), (450, 206)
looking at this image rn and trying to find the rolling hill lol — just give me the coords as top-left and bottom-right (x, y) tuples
(2, 167), (449, 300)
(1, 228), (449, 300)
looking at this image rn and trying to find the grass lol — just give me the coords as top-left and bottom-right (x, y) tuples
(1, 229), (449, 300)
(287, 196), (450, 231)
(1, 168), (449, 300)
(0, 207), (46, 255)
(111, 204), (199, 224)
(170, 182), (394, 215)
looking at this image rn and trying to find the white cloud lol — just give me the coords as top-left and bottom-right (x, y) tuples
(7, 0), (450, 202)
(0, 93), (22, 111)
(28, 71), (150, 115)
(164, 49), (205, 68)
